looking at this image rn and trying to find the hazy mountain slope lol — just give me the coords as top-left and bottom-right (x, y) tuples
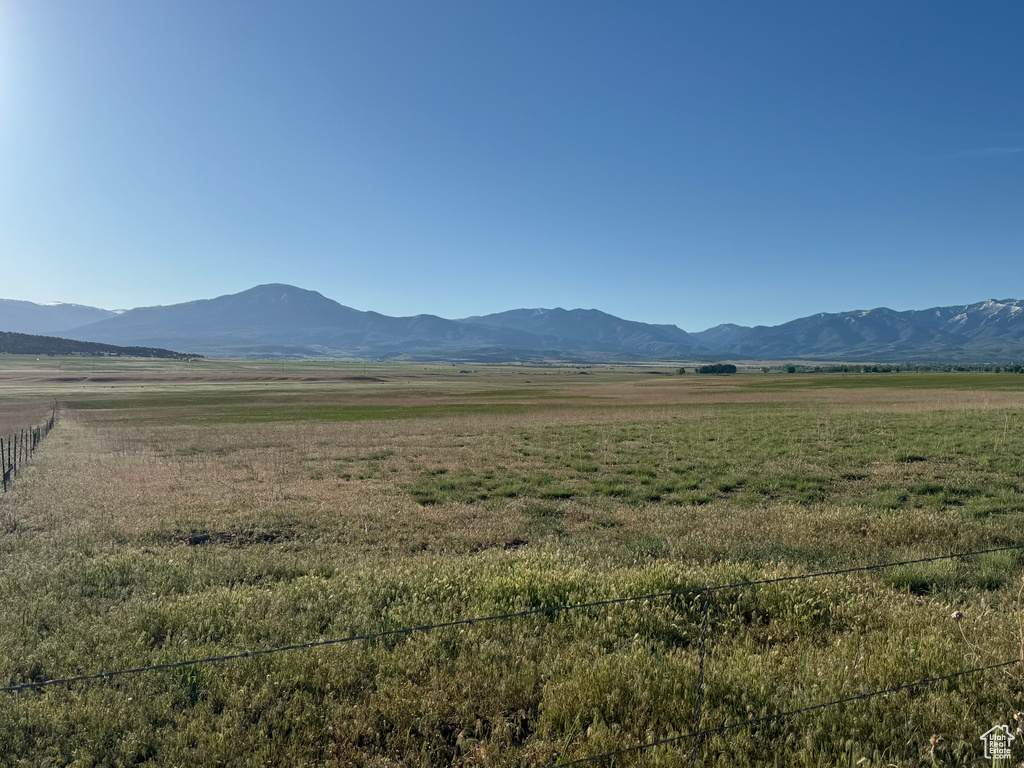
(0, 299), (115, 335)
(690, 323), (751, 351)
(723, 300), (1024, 361)
(461, 308), (707, 356)
(63, 284), (547, 359)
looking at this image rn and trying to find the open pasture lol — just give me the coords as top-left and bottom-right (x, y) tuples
(1, 360), (1023, 766)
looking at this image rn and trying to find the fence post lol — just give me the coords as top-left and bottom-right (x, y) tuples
(0, 413), (56, 492)
(690, 588), (712, 767)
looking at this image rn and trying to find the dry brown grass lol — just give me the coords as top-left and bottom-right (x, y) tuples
(0, 397), (55, 435)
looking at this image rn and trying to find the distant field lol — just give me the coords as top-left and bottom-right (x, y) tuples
(1, 359), (1022, 766)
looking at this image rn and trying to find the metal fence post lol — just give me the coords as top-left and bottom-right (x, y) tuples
(690, 588), (712, 767)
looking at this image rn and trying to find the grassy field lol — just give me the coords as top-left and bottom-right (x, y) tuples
(1, 359), (1023, 766)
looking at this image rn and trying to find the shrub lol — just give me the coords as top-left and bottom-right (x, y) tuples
(697, 363), (737, 374)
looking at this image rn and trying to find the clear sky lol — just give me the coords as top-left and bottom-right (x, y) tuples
(1, 1), (1021, 331)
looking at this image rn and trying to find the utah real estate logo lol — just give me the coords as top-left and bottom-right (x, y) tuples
(980, 725), (1014, 760)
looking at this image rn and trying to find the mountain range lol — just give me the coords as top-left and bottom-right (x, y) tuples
(3, 284), (1024, 362)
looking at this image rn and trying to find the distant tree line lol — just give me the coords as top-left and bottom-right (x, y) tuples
(908, 364), (1024, 373)
(0, 331), (200, 360)
(676, 364), (739, 374)
(696, 363), (737, 374)
(756, 363), (1024, 374)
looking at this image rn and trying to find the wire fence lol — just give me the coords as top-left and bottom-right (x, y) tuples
(1, 407), (56, 492)
(3, 543), (1020, 697)
(5, 540), (1023, 765)
(556, 658), (1024, 766)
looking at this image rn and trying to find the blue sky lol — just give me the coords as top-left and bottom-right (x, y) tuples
(1, 1), (1021, 331)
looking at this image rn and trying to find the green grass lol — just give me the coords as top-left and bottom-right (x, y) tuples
(185, 402), (544, 424)
(65, 398), (547, 424)
(64, 392), (270, 410)
(402, 405), (1024, 522)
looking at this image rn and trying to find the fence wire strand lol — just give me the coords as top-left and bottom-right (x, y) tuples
(554, 658), (1024, 766)
(3, 543), (1020, 695)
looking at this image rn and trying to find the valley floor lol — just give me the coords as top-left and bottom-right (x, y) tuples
(1, 359), (1022, 766)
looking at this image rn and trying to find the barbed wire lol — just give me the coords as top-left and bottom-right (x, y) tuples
(1, 406), (57, 492)
(3, 543), (1021, 695)
(554, 658), (1024, 766)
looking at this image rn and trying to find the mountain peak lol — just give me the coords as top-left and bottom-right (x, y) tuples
(236, 283), (328, 300)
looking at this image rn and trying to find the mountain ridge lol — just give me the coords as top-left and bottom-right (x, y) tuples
(0, 299), (116, 336)
(3, 284), (1024, 362)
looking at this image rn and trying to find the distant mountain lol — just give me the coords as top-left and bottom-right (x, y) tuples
(0, 299), (115, 335)
(58, 285), (710, 359)
(0, 331), (197, 359)
(722, 299), (1024, 361)
(690, 323), (751, 351)
(5, 284), (1024, 361)
(462, 308), (705, 357)
(61, 284), (556, 360)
